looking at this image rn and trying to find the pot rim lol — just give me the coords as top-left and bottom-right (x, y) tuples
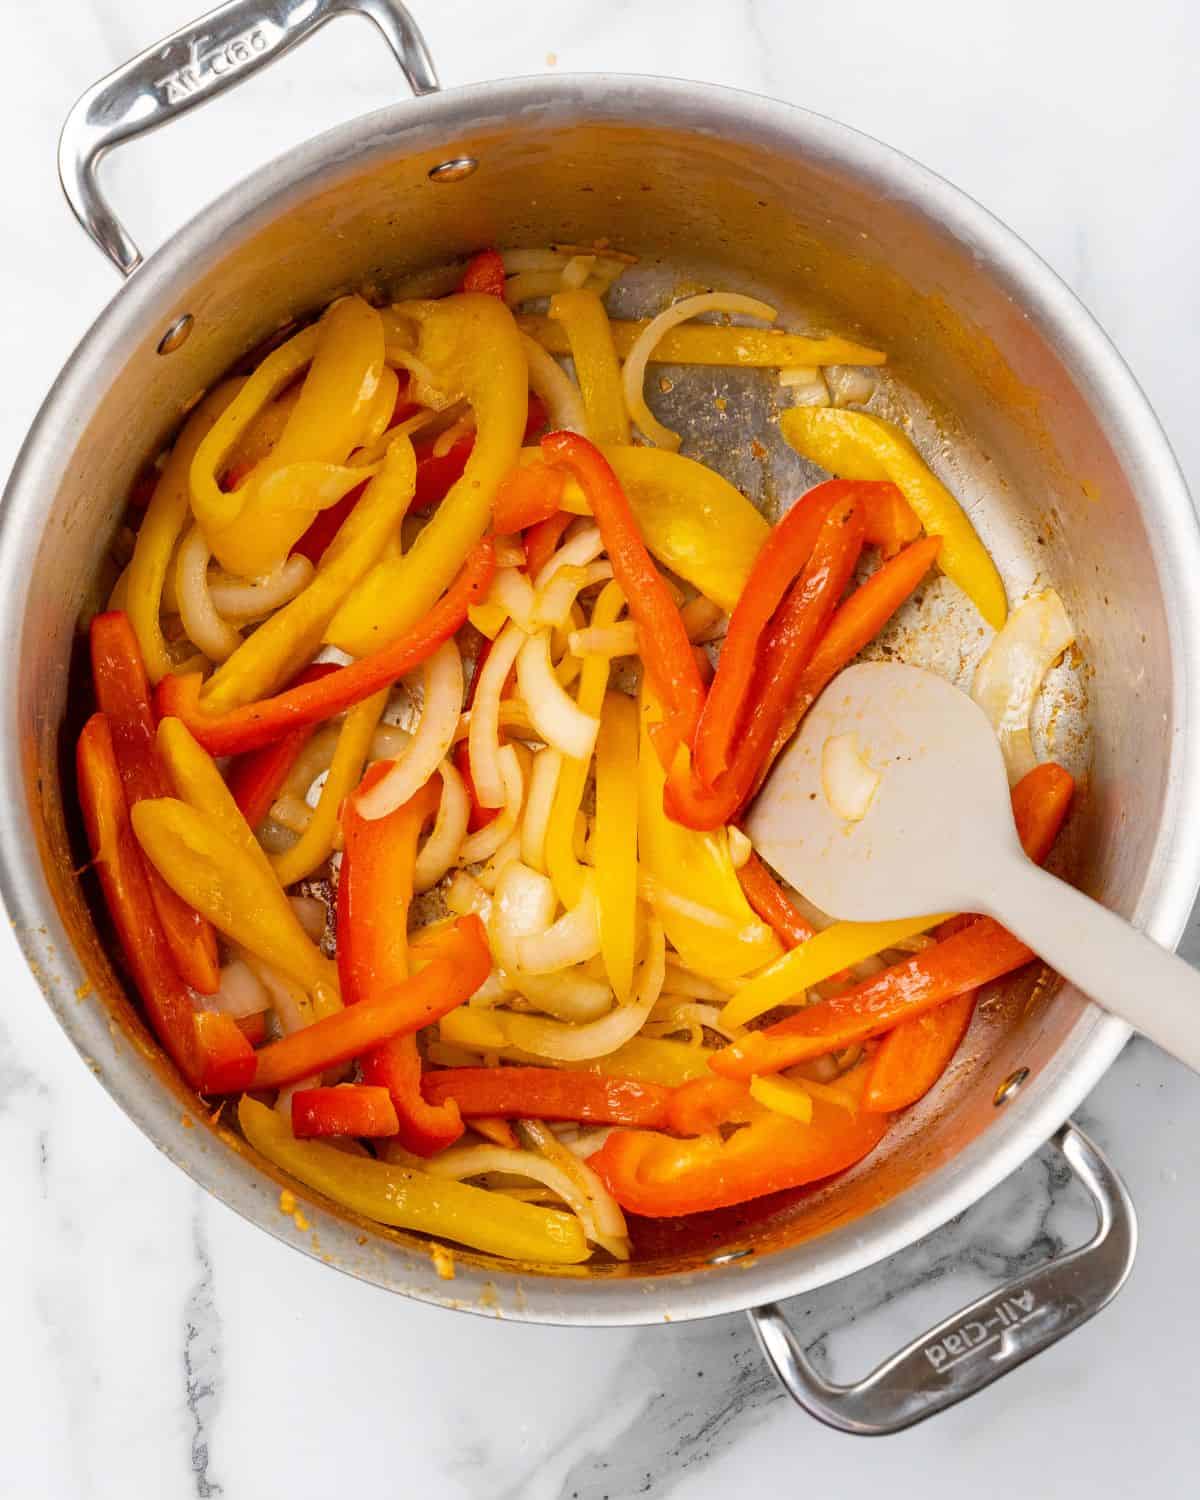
(3, 73), (1197, 1324)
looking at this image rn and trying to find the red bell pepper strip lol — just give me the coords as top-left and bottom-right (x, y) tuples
(248, 916), (490, 1090)
(664, 494), (866, 830)
(422, 1066), (675, 1128)
(361, 1034), (463, 1154)
(461, 248), (507, 298)
(858, 481), (921, 558)
(752, 533), (942, 798)
(224, 663), (341, 827)
(666, 1076), (751, 1136)
(194, 1010), (257, 1093)
(291, 480), (368, 565)
(862, 762), (1075, 1112)
(411, 396), (548, 516)
(589, 1062), (889, 1216)
(492, 463), (567, 534)
(522, 511), (572, 580)
(711, 918), (1036, 1080)
(735, 850), (814, 948)
(90, 612), (220, 994)
(235, 1010), (269, 1047)
(292, 1084), (401, 1139)
(543, 431), (706, 746)
(155, 538), (495, 756)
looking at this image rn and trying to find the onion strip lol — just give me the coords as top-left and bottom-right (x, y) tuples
(354, 641), (463, 820)
(516, 880), (602, 974)
(517, 1120), (630, 1260)
(517, 631), (600, 759)
(468, 622), (526, 808)
(207, 554), (315, 623)
(459, 746), (524, 864)
(176, 524), (241, 662)
(971, 589), (1075, 782)
(413, 758), (471, 893)
(521, 747), (563, 873)
(521, 334), (588, 435)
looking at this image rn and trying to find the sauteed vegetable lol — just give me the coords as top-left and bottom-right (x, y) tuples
(79, 247), (1077, 1263)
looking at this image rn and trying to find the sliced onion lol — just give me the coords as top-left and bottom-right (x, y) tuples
(413, 758), (471, 893)
(459, 745), (524, 864)
(779, 366), (830, 405)
(521, 747), (563, 873)
(517, 631), (600, 759)
(492, 536), (527, 569)
(475, 830), (523, 893)
(445, 869), (491, 918)
(516, 881), (601, 974)
(567, 622), (639, 659)
(679, 595), (726, 643)
(825, 365), (878, 407)
(623, 292), (777, 449)
(369, 724), (412, 763)
(268, 794), (313, 835)
(971, 589), (1075, 782)
(531, 524), (605, 590)
(535, 561), (613, 630)
(207, 958), (270, 1019)
(486, 566), (537, 631)
(521, 334), (588, 435)
(176, 525), (241, 662)
(283, 724), (340, 800)
(469, 968), (513, 1007)
(502, 249), (573, 274)
(560, 253), (597, 289)
(512, 969), (613, 1021)
(821, 731), (881, 822)
(490, 861), (557, 974)
(518, 1119), (630, 1259)
(662, 961), (738, 1002)
(727, 826), (753, 870)
(289, 895), (328, 942)
(639, 873), (761, 940)
(207, 554), (314, 623)
(355, 641), (463, 820)
(468, 622), (526, 809)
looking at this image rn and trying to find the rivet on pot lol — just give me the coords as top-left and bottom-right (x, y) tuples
(709, 1249), (752, 1265)
(428, 157), (479, 183)
(994, 1067), (1030, 1107)
(157, 314), (194, 355)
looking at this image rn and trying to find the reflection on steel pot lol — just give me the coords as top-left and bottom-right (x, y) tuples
(1, 0), (1196, 1434)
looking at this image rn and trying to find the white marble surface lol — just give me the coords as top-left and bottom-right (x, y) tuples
(4, 2), (1200, 1495)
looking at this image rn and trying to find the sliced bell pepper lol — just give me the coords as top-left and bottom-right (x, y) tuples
(194, 1010), (257, 1093)
(235, 1010), (269, 1047)
(749, 1073), (815, 1124)
(361, 1034), (464, 1155)
(410, 400), (546, 519)
(518, 313), (887, 369)
(543, 432), (705, 748)
(862, 761), (1075, 1112)
(291, 1084), (400, 1139)
(245, 916), (489, 1089)
(666, 1076), (752, 1136)
(422, 1066), (674, 1128)
(461, 248), (507, 298)
(492, 462), (567, 534)
(199, 434), (417, 713)
(326, 294), (527, 654)
(522, 511), (573, 581)
(589, 1061), (889, 1216)
(190, 296), (386, 578)
(858, 481), (921, 558)
(155, 537), (495, 756)
(238, 1096), (588, 1263)
(547, 288), (630, 444)
(636, 681), (781, 979)
(125, 381), (242, 684)
(289, 478), (368, 565)
(90, 611), (219, 994)
(735, 850), (814, 948)
(755, 534), (942, 796)
(224, 664), (340, 828)
(779, 406), (1006, 629)
(593, 691), (640, 1002)
(664, 492), (866, 830)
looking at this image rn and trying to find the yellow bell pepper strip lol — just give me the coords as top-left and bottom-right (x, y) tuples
(126, 382), (243, 684)
(546, 289), (629, 444)
(155, 538), (495, 756)
(748, 1073), (815, 1124)
(589, 1062), (889, 1216)
(237, 1095), (589, 1263)
(326, 294), (528, 655)
(637, 682), (781, 979)
(199, 434), (417, 713)
(545, 581), (624, 908)
(518, 314), (887, 368)
(779, 407), (1007, 629)
(270, 686), (389, 888)
(190, 296), (386, 578)
(718, 913), (945, 1031)
(131, 796), (341, 1011)
(594, 691), (639, 1001)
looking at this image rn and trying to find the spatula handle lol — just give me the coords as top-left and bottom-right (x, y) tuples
(984, 856), (1200, 1072)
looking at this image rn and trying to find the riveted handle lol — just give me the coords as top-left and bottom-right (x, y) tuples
(749, 1124), (1136, 1435)
(58, 0), (438, 277)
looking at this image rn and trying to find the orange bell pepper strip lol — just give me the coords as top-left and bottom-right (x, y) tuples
(753, 533), (942, 797)
(248, 915), (490, 1090)
(89, 612), (219, 994)
(155, 538), (495, 756)
(664, 494), (866, 830)
(521, 511), (572, 580)
(666, 1076), (752, 1136)
(589, 1062), (889, 1216)
(542, 431), (705, 748)
(492, 463), (567, 534)
(858, 481), (921, 558)
(292, 1084), (401, 1139)
(735, 850), (815, 948)
(338, 766), (464, 1154)
(461, 248), (507, 298)
(224, 663), (340, 827)
(422, 1067), (675, 1128)
(711, 919), (1036, 1080)
(862, 761), (1075, 1112)
(77, 713), (254, 1092)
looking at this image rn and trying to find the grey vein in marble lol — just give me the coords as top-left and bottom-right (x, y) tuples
(184, 1203), (224, 1498)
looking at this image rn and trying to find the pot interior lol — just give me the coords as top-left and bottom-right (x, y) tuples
(6, 82), (1191, 1319)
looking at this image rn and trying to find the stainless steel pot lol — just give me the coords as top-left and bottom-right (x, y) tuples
(3, 0), (1198, 1434)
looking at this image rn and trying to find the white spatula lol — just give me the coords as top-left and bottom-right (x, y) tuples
(744, 660), (1200, 1073)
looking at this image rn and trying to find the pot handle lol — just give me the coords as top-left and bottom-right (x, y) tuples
(58, 0), (438, 278)
(749, 1122), (1135, 1435)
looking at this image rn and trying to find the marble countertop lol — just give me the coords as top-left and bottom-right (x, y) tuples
(4, 2), (1199, 1495)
